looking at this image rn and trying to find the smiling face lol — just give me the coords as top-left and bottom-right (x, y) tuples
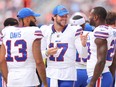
(53, 14), (68, 27)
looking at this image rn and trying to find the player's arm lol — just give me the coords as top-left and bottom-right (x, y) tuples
(109, 49), (116, 78)
(75, 33), (88, 58)
(32, 39), (48, 87)
(0, 43), (8, 83)
(41, 45), (58, 58)
(87, 38), (107, 87)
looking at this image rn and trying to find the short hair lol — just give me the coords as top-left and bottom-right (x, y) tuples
(92, 7), (107, 21)
(4, 18), (19, 27)
(106, 11), (116, 25)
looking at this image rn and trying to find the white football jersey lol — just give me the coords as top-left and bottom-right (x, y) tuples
(2, 26), (42, 86)
(87, 25), (116, 77)
(40, 24), (87, 80)
(75, 31), (91, 69)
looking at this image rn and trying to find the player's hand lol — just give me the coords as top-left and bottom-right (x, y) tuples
(86, 82), (95, 87)
(86, 84), (94, 87)
(43, 84), (48, 87)
(80, 33), (89, 47)
(46, 47), (58, 56)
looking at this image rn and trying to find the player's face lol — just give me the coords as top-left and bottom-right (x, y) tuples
(55, 14), (68, 27)
(19, 16), (37, 27)
(89, 10), (96, 27)
(29, 16), (36, 26)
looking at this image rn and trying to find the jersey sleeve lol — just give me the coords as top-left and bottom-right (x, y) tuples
(40, 25), (50, 58)
(75, 25), (83, 37)
(40, 24), (51, 37)
(41, 37), (48, 59)
(33, 27), (43, 40)
(94, 26), (109, 39)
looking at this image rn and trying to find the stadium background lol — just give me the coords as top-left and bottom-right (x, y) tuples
(0, 0), (116, 29)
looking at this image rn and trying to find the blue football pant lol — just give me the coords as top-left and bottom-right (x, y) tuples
(74, 69), (88, 87)
(45, 77), (74, 87)
(111, 74), (115, 87)
(87, 72), (113, 87)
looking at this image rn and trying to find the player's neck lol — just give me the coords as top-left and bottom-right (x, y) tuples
(53, 24), (65, 32)
(96, 21), (105, 27)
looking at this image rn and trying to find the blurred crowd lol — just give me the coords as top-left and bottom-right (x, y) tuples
(0, 0), (116, 29)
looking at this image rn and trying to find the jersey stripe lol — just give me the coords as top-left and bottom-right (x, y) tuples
(75, 28), (83, 36)
(94, 31), (109, 39)
(34, 30), (43, 36)
(96, 76), (102, 87)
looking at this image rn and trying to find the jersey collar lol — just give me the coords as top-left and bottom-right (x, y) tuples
(52, 24), (68, 33)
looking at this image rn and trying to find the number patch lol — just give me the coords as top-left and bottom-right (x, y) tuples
(106, 40), (116, 61)
(6, 40), (27, 62)
(49, 43), (68, 61)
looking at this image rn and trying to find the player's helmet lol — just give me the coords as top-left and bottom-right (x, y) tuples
(69, 12), (87, 26)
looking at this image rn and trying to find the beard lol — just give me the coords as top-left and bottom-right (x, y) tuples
(55, 18), (67, 27)
(29, 21), (36, 26)
(89, 20), (95, 27)
(89, 17), (96, 27)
